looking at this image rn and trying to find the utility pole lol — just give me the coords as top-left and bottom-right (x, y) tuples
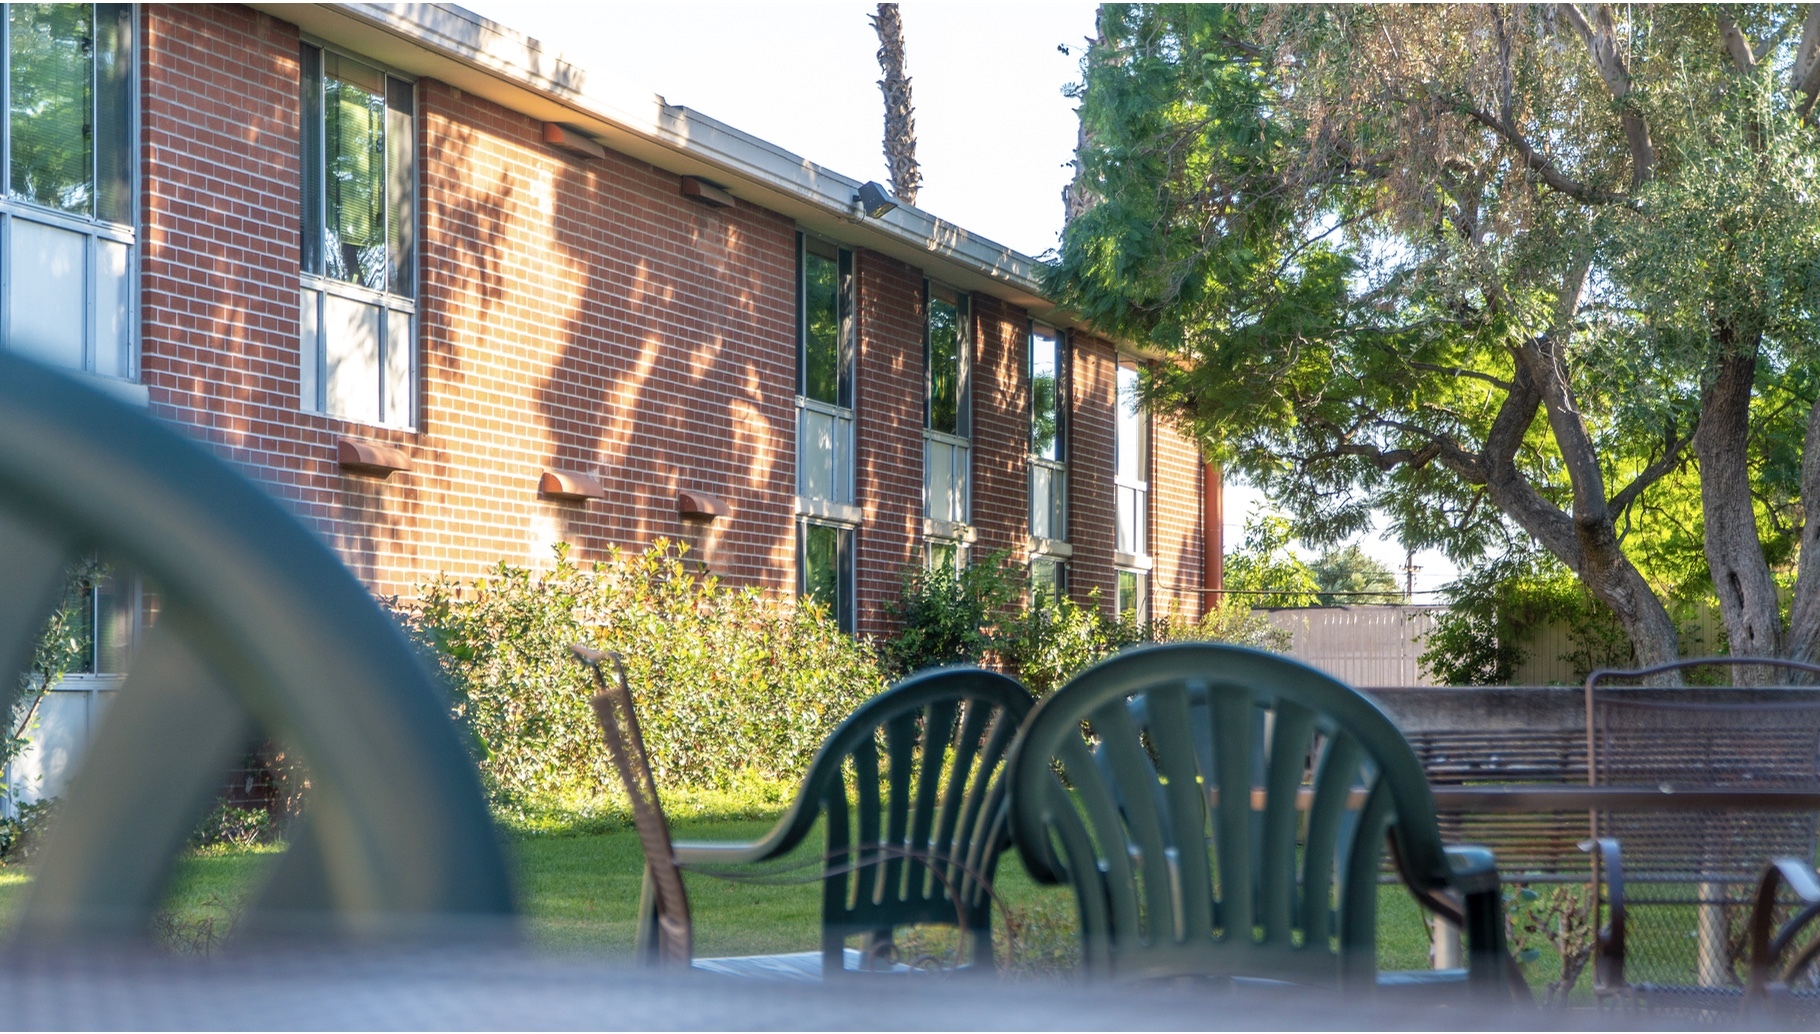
(1403, 548), (1419, 603)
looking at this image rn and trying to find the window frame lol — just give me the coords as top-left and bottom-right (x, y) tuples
(1029, 322), (1068, 548)
(1030, 555), (1066, 612)
(1116, 567), (1149, 624)
(297, 40), (419, 430)
(795, 232), (857, 513)
(1114, 357), (1150, 566)
(797, 517), (855, 633)
(0, 3), (139, 383)
(923, 281), (972, 547)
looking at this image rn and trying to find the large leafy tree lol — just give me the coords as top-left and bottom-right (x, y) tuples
(1049, 4), (1820, 677)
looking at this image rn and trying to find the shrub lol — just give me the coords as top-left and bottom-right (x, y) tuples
(405, 541), (885, 806)
(879, 552), (1023, 677)
(0, 796), (57, 865)
(188, 802), (275, 850)
(999, 591), (1292, 697)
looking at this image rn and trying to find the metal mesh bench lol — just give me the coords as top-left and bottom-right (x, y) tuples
(1370, 666), (1820, 1009)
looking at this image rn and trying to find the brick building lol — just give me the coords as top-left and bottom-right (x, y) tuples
(9, 2), (1218, 671)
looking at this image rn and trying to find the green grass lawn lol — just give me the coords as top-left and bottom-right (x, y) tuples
(0, 811), (1448, 978)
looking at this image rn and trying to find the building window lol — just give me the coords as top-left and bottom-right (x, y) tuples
(924, 283), (970, 559)
(72, 563), (138, 674)
(0, 4), (135, 380)
(1115, 360), (1149, 560)
(1029, 321), (1068, 534)
(795, 234), (854, 508)
(1115, 358), (1151, 621)
(794, 235), (857, 630)
(1031, 556), (1065, 611)
(299, 44), (416, 428)
(1116, 568), (1148, 623)
(799, 519), (854, 633)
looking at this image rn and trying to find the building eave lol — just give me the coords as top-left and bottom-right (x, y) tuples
(247, 2), (1079, 325)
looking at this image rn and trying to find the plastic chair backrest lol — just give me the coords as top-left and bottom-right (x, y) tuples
(1006, 643), (1453, 986)
(784, 667), (1035, 969)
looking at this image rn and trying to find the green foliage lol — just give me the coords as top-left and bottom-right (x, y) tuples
(1049, 4), (1820, 666)
(5, 557), (104, 782)
(1222, 514), (1321, 608)
(405, 541), (885, 807)
(879, 551), (1024, 677)
(1421, 552), (1633, 685)
(1226, 512), (1403, 607)
(1504, 884), (1595, 1007)
(187, 802), (276, 850)
(1003, 592), (1290, 697)
(879, 546), (1289, 697)
(0, 796), (57, 866)
(1310, 544), (1401, 606)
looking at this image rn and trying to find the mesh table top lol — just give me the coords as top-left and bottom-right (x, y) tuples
(0, 943), (1546, 1030)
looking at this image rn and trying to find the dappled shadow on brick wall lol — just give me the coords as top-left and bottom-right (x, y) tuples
(526, 147), (796, 590)
(315, 89), (526, 597)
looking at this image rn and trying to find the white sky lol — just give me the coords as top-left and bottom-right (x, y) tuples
(460, 1), (1459, 598)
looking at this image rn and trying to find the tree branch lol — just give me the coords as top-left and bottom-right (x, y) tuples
(1795, 6), (1820, 122)
(1717, 9), (1759, 72)
(1608, 419), (1694, 519)
(1460, 103), (1625, 204)
(1559, 3), (1656, 187)
(1405, 361), (1513, 391)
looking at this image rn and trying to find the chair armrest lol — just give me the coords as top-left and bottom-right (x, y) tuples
(1746, 857), (1820, 1002)
(1579, 837), (1626, 993)
(670, 838), (791, 868)
(1443, 845), (1500, 896)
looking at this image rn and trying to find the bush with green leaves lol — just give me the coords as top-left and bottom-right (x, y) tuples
(5, 558), (103, 782)
(0, 796), (57, 865)
(878, 551), (1023, 677)
(1421, 551), (1640, 686)
(405, 541), (885, 807)
(188, 801), (275, 850)
(882, 550), (1292, 697)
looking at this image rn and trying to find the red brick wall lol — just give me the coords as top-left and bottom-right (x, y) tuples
(969, 294), (1029, 562)
(139, 7), (309, 522)
(136, 5), (1202, 633)
(1151, 410), (1205, 622)
(1068, 333), (1119, 613)
(853, 251), (925, 638)
(141, 5), (800, 600)
(410, 79), (800, 598)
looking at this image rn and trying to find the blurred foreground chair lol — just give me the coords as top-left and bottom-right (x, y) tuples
(1005, 642), (1525, 998)
(1743, 858), (1820, 1017)
(571, 646), (1032, 979)
(0, 352), (512, 940)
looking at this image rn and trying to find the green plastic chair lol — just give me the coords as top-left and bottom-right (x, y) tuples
(572, 649), (1033, 977)
(1005, 642), (1521, 995)
(0, 351), (512, 940)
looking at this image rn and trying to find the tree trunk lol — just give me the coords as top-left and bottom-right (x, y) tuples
(1509, 257), (1681, 678)
(1695, 342), (1786, 679)
(1785, 394), (1820, 670)
(871, 4), (920, 205)
(1459, 349), (1682, 680)
(1063, 6), (1107, 225)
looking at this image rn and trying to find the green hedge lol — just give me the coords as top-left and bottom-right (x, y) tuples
(404, 542), (885, 807)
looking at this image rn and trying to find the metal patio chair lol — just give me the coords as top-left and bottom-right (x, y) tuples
(1743, 857), (1820, 1016)
(572, 646), (1033, 978)
(1005, 642), (1524, 997)
(0, 350), (512, 940)
(1581, 657), (1820, 1008)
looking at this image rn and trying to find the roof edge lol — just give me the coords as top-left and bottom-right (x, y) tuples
(271, 3), (1060, 312)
